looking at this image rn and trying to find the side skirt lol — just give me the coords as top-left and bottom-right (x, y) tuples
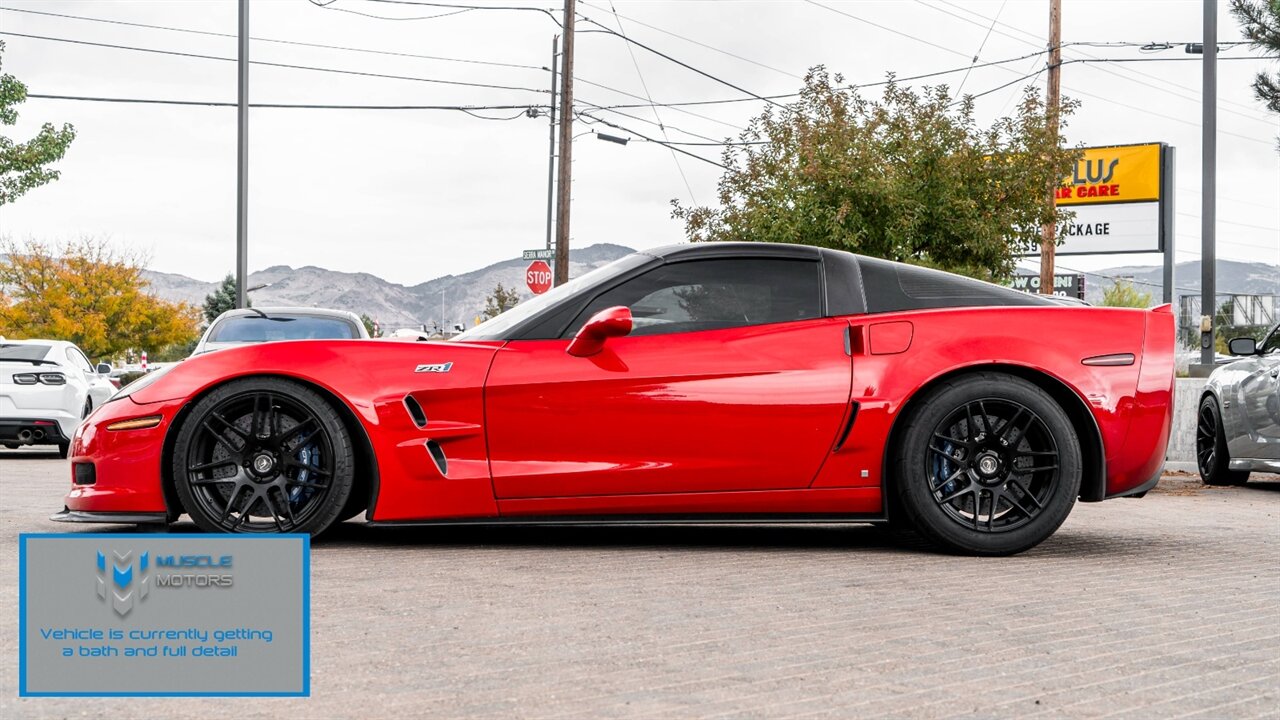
(368, 513), (888, 528)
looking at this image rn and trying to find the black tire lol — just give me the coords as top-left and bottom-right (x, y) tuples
(57, 441), (70, 459)
(1196, 396), (1249, 486)
(893, 373), (1082, 556)
(172, 377), (355, 535)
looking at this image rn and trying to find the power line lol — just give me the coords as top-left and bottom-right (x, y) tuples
(803, 0), (970, 61)
(0, 5), (544, 71)
(605, 0), (696, 204)
(576, 21), (785, 109)
(353, 0), (561, 25)
(576, 0), (802, 81)
(917, 0), (1276, 123)
(0, 31), (547, 95)
(955, 0), (1007, 97)
(25, 93), (543, 114)
(308, 0), (476, 22)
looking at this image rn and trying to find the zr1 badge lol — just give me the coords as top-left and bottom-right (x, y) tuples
(414, 362), (453, 373)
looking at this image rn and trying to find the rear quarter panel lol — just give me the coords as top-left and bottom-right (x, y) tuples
(814, 305), (1172, 499)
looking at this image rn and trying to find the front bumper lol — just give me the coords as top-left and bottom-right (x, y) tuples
(62, 396), (183, 515)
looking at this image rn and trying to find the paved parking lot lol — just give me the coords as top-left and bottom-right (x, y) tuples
(2, 448), (1278, 719)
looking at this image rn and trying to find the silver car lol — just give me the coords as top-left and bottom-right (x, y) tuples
(1197, 323), (1280, 484)
(194, 307), (369, 355)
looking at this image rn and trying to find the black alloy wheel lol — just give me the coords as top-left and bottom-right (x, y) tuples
(173, 377), (354, 535)
(894, 373), (1081, 556)
(1196, 395), (1249, 486)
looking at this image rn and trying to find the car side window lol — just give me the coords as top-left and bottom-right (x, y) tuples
(66, 347), (93, 372)
(562, 258), (823, 338)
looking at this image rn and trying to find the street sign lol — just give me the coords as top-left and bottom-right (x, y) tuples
(526, 260), (553, 294)
(522, 249), (555, 261)
(1010, 273), (1085, 300)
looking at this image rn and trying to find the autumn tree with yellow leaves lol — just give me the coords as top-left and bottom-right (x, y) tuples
(0, 237), (199, 359)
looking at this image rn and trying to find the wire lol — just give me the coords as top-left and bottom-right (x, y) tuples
(576, 20), (786, 109)
(351, 0), (562, 26)
(577, 0), (802, 81)
(574, 98), (727, 144)
(955, 0), (1007, 97)
(0, 5), (544, 71)
(918, 0), (1276, 123)
(0, 31), (547, 95)
(606, 0), (696, 204)
(953, 65), (1048, 105)
(803, 0), (969, 61)
(309, 0), (476, 22)
(594, 47), (1056, 111)
(25, 93), (543, 113)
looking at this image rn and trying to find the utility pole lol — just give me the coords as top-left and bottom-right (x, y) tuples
(235, 0), (249, 309)
(1200, 0), (1217, 368)
(1038, 0), (1061, 296)
(545, 35), (559, 252)
(553, 0), (575, 286)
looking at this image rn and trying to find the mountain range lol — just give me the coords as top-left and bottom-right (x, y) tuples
(136, 249), (1276, 330)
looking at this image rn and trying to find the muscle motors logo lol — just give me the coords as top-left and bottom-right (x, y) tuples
(96, 550), (150, 617)
(95, 549), (234, 617)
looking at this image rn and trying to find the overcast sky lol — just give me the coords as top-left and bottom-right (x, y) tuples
(1, 0), (1277, 285)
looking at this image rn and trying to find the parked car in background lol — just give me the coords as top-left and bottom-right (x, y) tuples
(1197, 323), (1280, 485)
(1, 339), (116, 457)
(193, 307), (368, 355)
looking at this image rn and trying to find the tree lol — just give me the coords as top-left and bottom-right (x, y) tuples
(0, 41), (76, 206)
(202, 274), (247, 324)
(1230, 0), (1280, 116)
(1100, 280), (1152, 308)
(482, 282), (521, 319)
(0, 237), (199, 358)
(672, 68), (1081, 281)
(359, 313), (382, 338)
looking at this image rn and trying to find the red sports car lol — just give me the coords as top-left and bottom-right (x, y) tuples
(53, 243), (1175, 555)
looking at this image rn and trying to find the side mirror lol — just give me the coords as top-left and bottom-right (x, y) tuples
(96, 363), (112, 374)
(1227, 337), (1257, 356)
(567, 306), (633, 357)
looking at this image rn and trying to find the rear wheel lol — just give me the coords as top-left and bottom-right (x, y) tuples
(1196, 396), (1249, 486)
(172, 377), (354, 535)
(893, 373), (1082, 556)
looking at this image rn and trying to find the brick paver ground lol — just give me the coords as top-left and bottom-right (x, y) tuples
(2, 450), (1277, 719)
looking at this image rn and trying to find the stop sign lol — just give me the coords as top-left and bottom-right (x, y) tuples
(526, 260), (553, 294)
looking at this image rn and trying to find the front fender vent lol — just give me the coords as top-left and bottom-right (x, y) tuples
(403, 395), (427, 428)
(425, 440), (448, 476)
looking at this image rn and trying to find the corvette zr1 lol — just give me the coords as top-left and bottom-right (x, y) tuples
(53, 243), (1175, 555)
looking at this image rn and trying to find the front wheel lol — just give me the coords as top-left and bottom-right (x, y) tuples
(893, 373), (1082, 556)
(1196, 396), (1249, 486)
(172, 377), (355, 535)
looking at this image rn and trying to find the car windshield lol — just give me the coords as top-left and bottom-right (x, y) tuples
(207, 316), (359, 343)
(453, 253), (653, 342)
(0, 343), (52, 362)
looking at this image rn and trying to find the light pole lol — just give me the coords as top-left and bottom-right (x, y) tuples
(235, 0), (249, 309)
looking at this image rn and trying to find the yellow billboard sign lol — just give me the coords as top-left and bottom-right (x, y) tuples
(1055, 143), (1161, 206)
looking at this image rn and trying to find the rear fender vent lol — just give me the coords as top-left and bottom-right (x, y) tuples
(425, 440), (448, 476)
(403, 395), (427, 428)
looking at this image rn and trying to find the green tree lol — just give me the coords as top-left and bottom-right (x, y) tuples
(359, 313), (382, 338)
(0, 237), (199, 358)
(1230, 0), (1280, 116)
(202, 274), (247, 324)
(1100, 280), (1152, 308)
(672, 68), (1081, 281)
(482, 282), (521, 319)
(0, 41), (76, 206)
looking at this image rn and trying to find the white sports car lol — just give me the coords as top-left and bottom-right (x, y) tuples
(0, 339), (117, 458)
